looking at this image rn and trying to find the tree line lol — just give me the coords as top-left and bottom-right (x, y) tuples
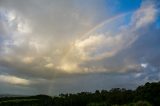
(0, 81), (159, 106)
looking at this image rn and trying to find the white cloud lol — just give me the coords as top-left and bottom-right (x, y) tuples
(0, 74), (30, 85)
(6, 10), (16, 21)
(17, 22), (32, 33)
(141, 63), (148, 68)
(131, 4), (157, 29)
(75, 35), (106, 59)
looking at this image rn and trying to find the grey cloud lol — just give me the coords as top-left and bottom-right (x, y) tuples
(0, 0), (159, 95)
(0, 0), (111, 78)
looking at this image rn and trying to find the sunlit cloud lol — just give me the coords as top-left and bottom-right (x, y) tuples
(0, 74), (30, 85)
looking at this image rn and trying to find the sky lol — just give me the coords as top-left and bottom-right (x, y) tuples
(0, 0), (160, 95)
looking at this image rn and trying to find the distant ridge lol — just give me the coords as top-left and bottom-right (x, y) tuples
(0, 94), (26, 98)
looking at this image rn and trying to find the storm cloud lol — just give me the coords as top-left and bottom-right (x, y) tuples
(0, 0), (160, 95)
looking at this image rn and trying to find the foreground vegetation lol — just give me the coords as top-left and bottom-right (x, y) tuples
(0, 81), (159, 106)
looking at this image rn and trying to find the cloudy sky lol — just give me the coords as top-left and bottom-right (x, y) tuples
(0, 0), (160, 95)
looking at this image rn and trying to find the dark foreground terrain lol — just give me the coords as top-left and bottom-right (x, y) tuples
(0, 81), (159, 106)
